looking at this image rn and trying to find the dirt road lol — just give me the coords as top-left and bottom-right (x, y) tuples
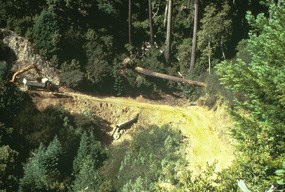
(34, 91), (235, 173)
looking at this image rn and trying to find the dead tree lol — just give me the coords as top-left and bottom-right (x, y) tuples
(164, 0), (173, 64)
(148, 0), (154, 45)
(190, 0), (199, 72)
(128, 0), (132, 45)
(135, 66), (206, 87)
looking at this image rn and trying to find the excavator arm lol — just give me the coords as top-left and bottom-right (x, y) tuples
(10, 64), (40, 83)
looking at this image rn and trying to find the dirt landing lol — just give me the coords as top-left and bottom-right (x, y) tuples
(32, 91), (235, 173)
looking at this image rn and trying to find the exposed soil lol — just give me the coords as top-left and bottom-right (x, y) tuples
(31, 90), (235, 174)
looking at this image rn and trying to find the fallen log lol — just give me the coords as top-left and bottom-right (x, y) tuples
(134, 66), (206, 87)
(112, 114), (139, 140)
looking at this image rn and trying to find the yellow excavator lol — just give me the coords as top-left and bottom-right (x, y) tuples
(10, 64), (59, 92)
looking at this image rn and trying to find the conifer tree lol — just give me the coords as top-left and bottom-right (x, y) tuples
(32, 9), (61, 60)
(216, 3), (285, 190)
(19, 136), (64, 192)
(72, 132), (107, 192)
(0, 123), (18, 192)
(198, 2), (232, 73)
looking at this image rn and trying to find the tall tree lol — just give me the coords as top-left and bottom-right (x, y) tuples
(148, 0), (154, 45)
(19, 136), (65, 192)
(0, 123), (18, 192)
(164, 0), (173, 64)
(189, 0), (198, 72)
(128, 0), (132, 45)
(32, 9), (61, 60)
(198, 2), (232, 74)
(216, 3), (285, 190)
(72, 132), (107, 192)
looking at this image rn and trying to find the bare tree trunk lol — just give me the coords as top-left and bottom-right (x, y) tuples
(190, 0), (198, 72)
(165, 0), (172, 64)
(221, 40), (226, 60)
(148, 0), (154, 45)
(208, 41), (211, 75)
(164, 3), (168, 27)
(135, 66), (206, 87)
(128, 0), (132, 45)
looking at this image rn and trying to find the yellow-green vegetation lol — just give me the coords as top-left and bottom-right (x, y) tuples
(44, 92), (235, 173)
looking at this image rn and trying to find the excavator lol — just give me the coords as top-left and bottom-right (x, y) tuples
(10, 64), (59, 92)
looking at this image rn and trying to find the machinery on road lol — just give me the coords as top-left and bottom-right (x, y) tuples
(10, 64), (59, 92)
(23, 78), (59, 92)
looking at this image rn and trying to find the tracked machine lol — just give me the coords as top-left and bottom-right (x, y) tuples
(10, 64), (59, 92)
(23, 78), (59, 92)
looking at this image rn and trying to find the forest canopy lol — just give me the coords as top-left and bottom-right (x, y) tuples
(0, 0), (285, 191)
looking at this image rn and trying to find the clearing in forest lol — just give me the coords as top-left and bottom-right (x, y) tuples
(33, 91), (235, 173)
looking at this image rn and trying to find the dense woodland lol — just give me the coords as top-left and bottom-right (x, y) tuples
(0, 0), (285, 191)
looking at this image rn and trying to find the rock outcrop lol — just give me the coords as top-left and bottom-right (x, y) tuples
(0, 28), (60, 85)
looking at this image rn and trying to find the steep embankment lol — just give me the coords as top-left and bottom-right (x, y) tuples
(0, 28), (60, 84)
(32, 91), (235, 173)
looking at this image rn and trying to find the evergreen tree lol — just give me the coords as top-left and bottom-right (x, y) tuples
(216, 2), (285, 190)
(72, 132), (107, 192)
(0, 145), (18, 192)
(0, 123), (18, 192)
(19, 136), (65, 192)
(83, 29), (113, 86)
(0, 79), (30, 125)
(32, 9), (61, 60)
(198, 2), (232, 73)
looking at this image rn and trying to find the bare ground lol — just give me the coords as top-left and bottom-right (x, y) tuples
(31, 90), (235, 174)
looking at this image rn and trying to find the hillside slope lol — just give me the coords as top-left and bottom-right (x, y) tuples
(32, 91), (234, 174)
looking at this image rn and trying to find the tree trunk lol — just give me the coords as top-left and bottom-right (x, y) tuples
(164, 3), (168, 27)
(208, 41), (211, 75)
(165, 0), (172, 64)
(128, 0), (132, 45)
(190, 0), (198, 72)
(221, 40), (226, 60)
(148, 0), (154, 46)
(134, 66), (206, 87)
